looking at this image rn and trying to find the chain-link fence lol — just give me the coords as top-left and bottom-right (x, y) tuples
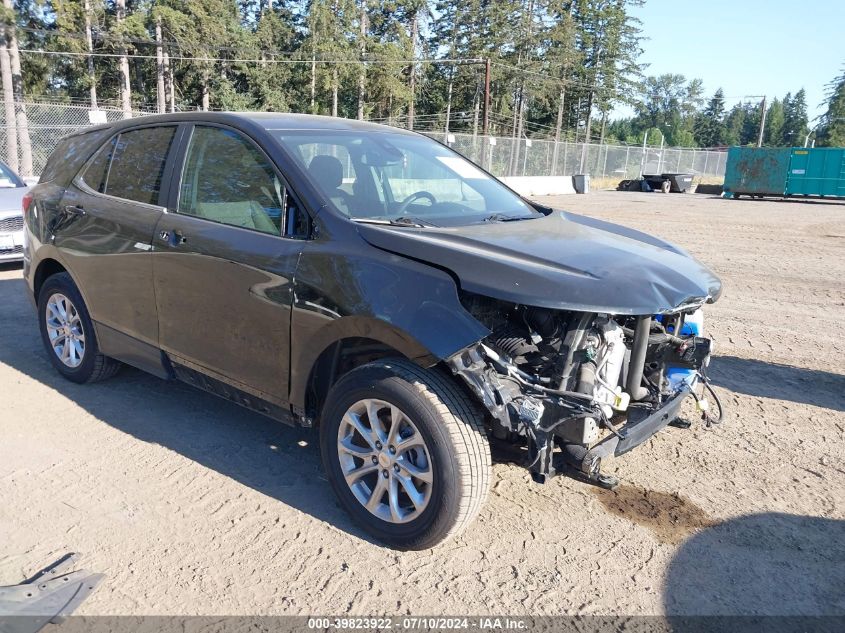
(0, 101), (156, 177)
(437, 132), (728, 181)
(1, 101), (728, 183)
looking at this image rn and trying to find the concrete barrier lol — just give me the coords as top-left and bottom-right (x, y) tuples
(499, 176), (577, 196)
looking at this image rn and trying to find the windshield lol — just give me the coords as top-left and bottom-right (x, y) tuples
(271, 130), (539, 227)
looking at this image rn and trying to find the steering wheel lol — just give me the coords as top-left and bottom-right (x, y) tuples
(396, 191), (437, 216)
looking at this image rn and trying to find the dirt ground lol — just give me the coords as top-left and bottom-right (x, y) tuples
(1, 191), (843, 616)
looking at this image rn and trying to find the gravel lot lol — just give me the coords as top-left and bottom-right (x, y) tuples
(1, 191), (843, 616)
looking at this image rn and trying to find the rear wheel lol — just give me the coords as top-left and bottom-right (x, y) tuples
(320, 359), (491, 549)
(38, 272), (121, 383)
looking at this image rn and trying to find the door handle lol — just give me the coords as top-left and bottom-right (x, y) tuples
(159, 229), (187, 246)
(63, 205), (86, 217)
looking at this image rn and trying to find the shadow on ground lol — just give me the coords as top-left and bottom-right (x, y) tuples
(664, 512), (845, 618)
(709, 355), (845, 412)
(0, 275), (379, 545)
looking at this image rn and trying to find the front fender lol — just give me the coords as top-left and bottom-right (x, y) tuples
(288, 234), (489, 408)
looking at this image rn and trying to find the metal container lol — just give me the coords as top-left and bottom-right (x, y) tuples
(642, 173), (695, 193)
(723, 147), (791, 198)
(784, 147), (845, 197)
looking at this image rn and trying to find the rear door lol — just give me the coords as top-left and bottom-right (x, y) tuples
(152, 123), (307, 405)
(56, 124), (179, 346)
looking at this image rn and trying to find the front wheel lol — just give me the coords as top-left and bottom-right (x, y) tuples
(320, 359), (491, 549)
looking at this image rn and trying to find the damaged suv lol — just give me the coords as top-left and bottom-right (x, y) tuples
(23, 113), (722, 549)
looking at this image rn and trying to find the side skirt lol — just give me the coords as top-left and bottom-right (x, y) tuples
(170, 362), (297, 427)
(94, 322), (298, 427)
(95, 322), (172, 379)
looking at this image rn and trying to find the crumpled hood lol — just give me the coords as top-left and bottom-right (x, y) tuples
(356, 211), (722, 315)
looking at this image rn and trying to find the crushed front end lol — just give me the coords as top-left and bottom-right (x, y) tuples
(448, 293), (723, 488)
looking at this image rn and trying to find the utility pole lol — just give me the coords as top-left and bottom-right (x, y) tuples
(757, 96), (767, 147)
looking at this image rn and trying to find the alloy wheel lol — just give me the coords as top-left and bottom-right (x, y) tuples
(45, 293), (86, 368)
(336, 398), (434, 524)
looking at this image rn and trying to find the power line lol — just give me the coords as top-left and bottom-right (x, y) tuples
(19, 48), (485, 66)
(490, 61), (618, 94)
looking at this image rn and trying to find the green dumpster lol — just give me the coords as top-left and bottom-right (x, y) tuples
(723, 147), (791, 198)
(785, 147), (845, 197)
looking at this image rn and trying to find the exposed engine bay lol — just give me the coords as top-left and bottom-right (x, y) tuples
(448, 292), (723, 488)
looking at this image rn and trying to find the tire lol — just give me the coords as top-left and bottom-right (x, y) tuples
(320, 358), (491, 549)
(38, 272), (121, 384)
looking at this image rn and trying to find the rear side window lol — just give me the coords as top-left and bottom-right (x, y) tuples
(103, 126), (176, 206)
(41, 130), (109, 184)
(81, 136), (116, 193)
(40, 139), (71, 183)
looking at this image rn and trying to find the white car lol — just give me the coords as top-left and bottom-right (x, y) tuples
(0, 160), (30, 263)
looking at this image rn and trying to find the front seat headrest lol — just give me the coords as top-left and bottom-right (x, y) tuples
(309, 155), (344, 189)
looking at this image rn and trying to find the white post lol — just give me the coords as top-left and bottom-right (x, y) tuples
(601, 144), (609, 177)
(638, 131), (648, 178)
(657, 135), (665, 174)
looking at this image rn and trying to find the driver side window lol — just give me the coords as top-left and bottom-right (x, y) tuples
(178, 126), (283, 235)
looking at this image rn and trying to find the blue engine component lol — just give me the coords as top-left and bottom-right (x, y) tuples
(656, 312), (703, 392)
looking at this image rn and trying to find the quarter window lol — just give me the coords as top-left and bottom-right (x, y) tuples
(103, 126), (176, 206)
(178, 126), (284, 236)
(81, 136), (116, 193)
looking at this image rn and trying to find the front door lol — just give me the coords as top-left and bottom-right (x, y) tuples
(152, 124), (305, 405)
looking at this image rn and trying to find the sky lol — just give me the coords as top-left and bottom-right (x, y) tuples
(616, 0), (844, 122)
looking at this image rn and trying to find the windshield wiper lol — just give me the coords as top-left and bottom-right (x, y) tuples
(352, 216), (438, 228)
(482, 213), (537, 223)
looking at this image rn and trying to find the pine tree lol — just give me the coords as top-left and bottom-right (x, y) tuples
(723, 103), (745, 146)
(4, 0), (649, 141)
(783, 88), (809, 146)
(694, 88), (726, 147)
(764, 97), (784, 146)
(817, 68), (845, 147)
(303, 0), (356, 116)
(244, 2), (299, 112)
